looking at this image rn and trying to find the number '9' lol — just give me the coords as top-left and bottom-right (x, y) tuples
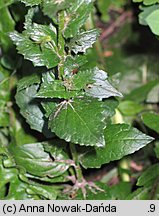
(150, 204), (155, 212)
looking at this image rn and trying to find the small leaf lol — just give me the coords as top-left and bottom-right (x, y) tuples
(43, 0), (74, 19)
(67, 29), (100, 54)
(142, 112), (159, 133)
(79, 124), (154, 168)
(143, 0), (159, 5)
(118, 100), (144, 116)
(84, 67), (123, 99)
(15, 84), (52, 137)
(146, 9), (159, 35)
(17, 74), (40, 91)
(10, 24), (60, 68)
(49, 98), (106, 147)
(64, 0), (93, 38)
(139, 5), (159, 26)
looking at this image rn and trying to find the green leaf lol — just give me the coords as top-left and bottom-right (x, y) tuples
(24, 8), (34, 30)
(0, 158), (32, 199)
(10, 24), (60, 68)
(43, 0), (74, 19)
(26, 183), (58, 200)
(110, 182), (131, 200)
(0, 158), (18, 187)
(17, 74), (40, 91)
(20, 0), (41, 6)
(79, 124), (154, 168)
(139, 5), (159, 26)
(147, 0), (159, 4)
(37, 80), (78, 99)
(49, 98), (106, 147)
(143, 0), (159, 5)
(67, 29), (100, 54)
(13, 119), (37, 145)
(64, 0), (93, 38)
(118, 100), (144, 116)
(15, 84), (46, 133)
(84, 67), (122, 99)
(41, 101), (57, 118)
(142, 112), (159, 133)
(0, 2), (15, 51)
(126, 187), (150, 200)
(25, 171), (69, 183)
(64, 55), (88, 77)
(9, 142), (70, 179)
(146, 9), (159, 35)
(133, 0), (159, 4)
(5, 179), (34, 200)
(137, 163), (159, 186)
(37, 67), (122, 100)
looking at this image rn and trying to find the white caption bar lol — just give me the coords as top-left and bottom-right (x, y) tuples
(0, 201), (158, 216)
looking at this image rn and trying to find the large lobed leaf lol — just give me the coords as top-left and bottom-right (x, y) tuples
(79, 124), (154, 168)
(49, 98), (106, 147)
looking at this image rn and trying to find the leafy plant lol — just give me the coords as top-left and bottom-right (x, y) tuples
(0, 0), (158, 200)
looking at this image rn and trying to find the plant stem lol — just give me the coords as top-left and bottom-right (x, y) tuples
(69, 143), (83, 182)
(58, 10), (65, 79)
